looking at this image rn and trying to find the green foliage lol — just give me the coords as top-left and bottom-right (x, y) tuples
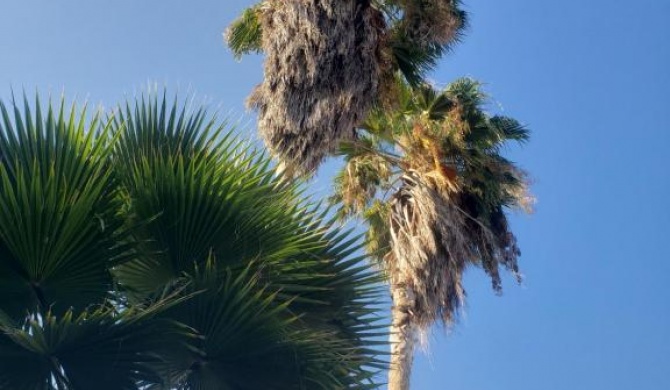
(332, 77), (532, 288)
(362, 201), (393, 266)
(226, 6), (263, 60)
(389, 34), (446, 87)
(0, 298), (190, 390)
(0, 96), (128, 320)
(0, 94), (386, 389)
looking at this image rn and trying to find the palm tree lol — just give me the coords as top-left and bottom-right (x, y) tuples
(226, 0), (467, 175)
(0, 94), (386, 389)
(226, 2), (532, 389)
(329, 78), (533, 389)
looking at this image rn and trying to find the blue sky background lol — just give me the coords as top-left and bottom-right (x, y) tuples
(1, 1), (668, 389)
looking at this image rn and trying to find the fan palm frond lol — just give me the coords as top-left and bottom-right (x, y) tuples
(146, 256), (382, 390)
(111, 92), (387, 387)
(0, 92), (389, 388)
(0, 96), (129, 321)
(0, 293), (193, 390)
(225, 5), (263, 59)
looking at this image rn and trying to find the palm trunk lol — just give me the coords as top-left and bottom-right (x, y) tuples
(389, 282), (416, 390)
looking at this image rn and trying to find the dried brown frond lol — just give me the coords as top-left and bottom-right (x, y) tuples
(402, 0), (466, 47)
(398, 119), (461, 192)
(387, 172), (469, 328)
(376, 36), (401, 110)
(249, 0), (386, 175)
(386, 167), (526, 328)
(505, 167), (535, 214)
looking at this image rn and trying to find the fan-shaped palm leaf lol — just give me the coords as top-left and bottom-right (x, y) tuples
(0, 96), (129, 321)
(0, 293), (193, 390)
(0, 93), (388, 389)
(111, 93), (387, 388)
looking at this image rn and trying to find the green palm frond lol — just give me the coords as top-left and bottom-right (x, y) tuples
(111, 94), (255, 293)
(225, 5), (263, 59)
(443, 77), (488, 115)
(0, 96), (129, 321)
(111, 93), (387, 387)
(0, 92), (387, 388)
(415, 83), (454, 120)
(146, 256), (380, 390)
(145, 257), (302, 389)
(483, 116), (530, 145)
(0, 293), (193, 390)
(113, 93), (230, 168)
(390, 36), (445, 87)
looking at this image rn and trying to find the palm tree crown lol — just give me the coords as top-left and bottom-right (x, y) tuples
(0, 94), (386, 389)
(226, 0), (467, 175)
(330, 78), (533, 389)
(225, 3), (532, 388)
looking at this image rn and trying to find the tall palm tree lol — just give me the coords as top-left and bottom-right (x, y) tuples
(226, 2), (532, 389)
(226, 0), (467, 175)
(329, 78), (533, 389)
(0, 94), (386, 389)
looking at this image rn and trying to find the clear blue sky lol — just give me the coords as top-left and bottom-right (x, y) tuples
(1, 1), (668, 389)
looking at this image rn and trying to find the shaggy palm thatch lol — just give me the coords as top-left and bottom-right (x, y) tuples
(387, 167), (527, 329)
(226, 1), (469, 176)
(331, 78), (531, 331)
(328, 78), (531, 389)
(388, 172), (468, 328)
(248, 0), (386, 175)
(402, 0), (467, 46)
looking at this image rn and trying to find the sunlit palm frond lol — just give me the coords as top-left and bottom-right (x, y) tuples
(111, 94), (253, 294)
(0, 91), (388, 388)
(111, 93), (387, 387)
(0, 96), (129, 321)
